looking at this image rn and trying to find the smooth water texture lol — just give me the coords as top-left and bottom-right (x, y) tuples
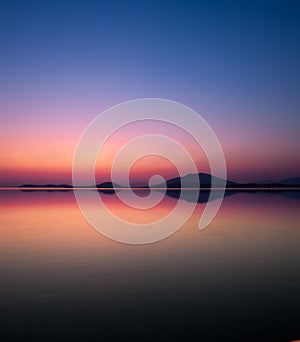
(0, 190), (300, 341)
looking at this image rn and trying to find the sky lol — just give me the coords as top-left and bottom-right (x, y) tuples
(0, 0), (299, 186)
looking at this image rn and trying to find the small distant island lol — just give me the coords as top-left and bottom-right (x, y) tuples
(19, 184), (74, 189)
(18, 173), (300, 190)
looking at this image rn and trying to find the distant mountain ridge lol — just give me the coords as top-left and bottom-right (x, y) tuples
(19, 184), (73, 188)
(18, 174), (300, 189)
(155, 173), (237, 188)
(153, 173), (300, 189)
(278, 177), (300, 186)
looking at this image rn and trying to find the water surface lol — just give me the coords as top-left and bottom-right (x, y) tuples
(1, 190), (299, 341)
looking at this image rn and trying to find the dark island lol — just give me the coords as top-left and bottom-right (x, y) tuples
(18, 173), (300, 191)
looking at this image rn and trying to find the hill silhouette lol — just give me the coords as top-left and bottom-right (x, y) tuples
(19, 184), (73, 188)
(278, 177), (300, 186)
(153, 173), (237, 188)
(18, 174), (300, 190)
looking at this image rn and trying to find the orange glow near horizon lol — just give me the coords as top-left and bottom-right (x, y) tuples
(93, 120), (210, 185)
(1, 119), (208, 185)
(1, 114), (299, 186)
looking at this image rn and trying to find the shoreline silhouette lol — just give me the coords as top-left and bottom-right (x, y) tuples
(13, 172), (300, 190)
(0, 173), (296, 203)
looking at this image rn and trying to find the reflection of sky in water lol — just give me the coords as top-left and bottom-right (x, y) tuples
(0, 190), (300, 340)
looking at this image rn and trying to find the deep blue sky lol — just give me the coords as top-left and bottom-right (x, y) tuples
(0, 0), (299, 184)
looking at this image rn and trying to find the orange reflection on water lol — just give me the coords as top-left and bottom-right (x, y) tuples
(1, 190), (300, 266)
(99, 190), (178, 223)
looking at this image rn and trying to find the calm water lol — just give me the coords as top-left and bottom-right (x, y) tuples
(1, 190), (300, 341)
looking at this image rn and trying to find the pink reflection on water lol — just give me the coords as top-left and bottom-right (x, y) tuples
(0, 190), (299, 270)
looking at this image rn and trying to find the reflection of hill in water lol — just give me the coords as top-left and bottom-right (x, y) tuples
(277, 191), (300, 200)
(18, 187), (300, 203)
(164, 189), (300, 203)
(164, 189), (236, 203)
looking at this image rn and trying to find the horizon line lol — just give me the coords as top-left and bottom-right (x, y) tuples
(1, 187), (300, 191)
